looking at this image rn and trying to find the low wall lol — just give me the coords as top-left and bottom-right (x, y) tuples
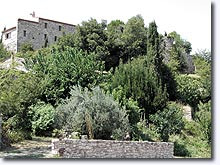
(52, 139), (174, 158)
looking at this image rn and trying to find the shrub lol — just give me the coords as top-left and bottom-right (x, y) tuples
(175, 75), (206, 108)
(150, 102), (184, 141)
(6, 130), (25, 143)
(20, 43), (34, 53)
(29, 102), (55, 136)
(56, 86), (130, 140)
(195, 101), (211, 142)
(111, 86), (141, 126)
(52, 129), (65, 138)
(183, 120), (202, 137)
(0, 42), (10, 62)
(2, 117), (31, 144)
(132, 121), (160, 141)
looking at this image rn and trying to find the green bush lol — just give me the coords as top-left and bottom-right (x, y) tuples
(132, 121), (160, 141)
(195, 101), (211, 142)
(56, 85), (130, 140)
(150, 102), (184, 141)
(170, 133), (211, 158)
(0, 42), (10, 62)
(19, 43), (34, 53)
(175, 75), (206, 107)
(111, 86), (141, 126)
(6, 130), (25, 143)
(52, 129), (65, 138)
(183, 120), (202, 137)
(29, 102), (55, 136)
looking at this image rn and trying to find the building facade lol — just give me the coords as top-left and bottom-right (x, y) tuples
(1, 17), (75, 52)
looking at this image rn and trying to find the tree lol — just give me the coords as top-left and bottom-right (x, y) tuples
(26, 46), (106, 105)
(167, 31), (192, 73)
(194, 49), (211, 63)
(73, 18), (109, 64)
(105, 20), (125, 70)
(0, 69), (44, 141)
(111, 57), (167, 125)
(56, 86), (130, 140)
(150, 102), (184, 142)
(57, 34), (75, 49)
(175, 75), (208, 109)
(121, 15), (147, 62)
(146, 21), (162, 76)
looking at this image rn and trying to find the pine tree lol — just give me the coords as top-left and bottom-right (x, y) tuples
(146, 21), (163, 77)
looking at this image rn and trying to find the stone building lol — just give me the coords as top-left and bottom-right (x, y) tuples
(1, 17), (75, 52)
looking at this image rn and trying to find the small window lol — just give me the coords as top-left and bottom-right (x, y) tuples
(59, 25), (62, 31)
(54, 36), (57, 41)
(5, 32), (11, 39)
(23, 30), (26, 37)
(45, 23), (47, 28)
(44, 34), (47, 39)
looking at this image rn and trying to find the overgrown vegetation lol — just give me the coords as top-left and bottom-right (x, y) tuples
(0, 42), (10, 62)
(0, 15), (211, 158)
(55, 86), (130, 140)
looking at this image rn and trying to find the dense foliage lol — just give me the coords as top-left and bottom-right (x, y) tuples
(29, 102), (55, 136)
(56, 86), (130, 140)
(150, 102), (184, 141)
(26, 46), (106, 105)
(0, 70), (43, 142)
(20, 43), (34, 53)
(0, 15), (211, 158)
(0, 42), (10, 62)
(111, 57), (167, 124)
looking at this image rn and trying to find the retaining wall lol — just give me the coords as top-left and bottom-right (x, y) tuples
(52, 139), (174, 158)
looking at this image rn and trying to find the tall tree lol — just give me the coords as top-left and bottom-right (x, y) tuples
(121, 15), (147, 62)
(146, 21), (162, 76)
(105, 20), (125, 70)
(73, 18), (109, 64)
(111, 57), (167, 126)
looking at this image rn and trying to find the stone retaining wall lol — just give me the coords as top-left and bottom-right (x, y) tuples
(52, 139), (174, 158)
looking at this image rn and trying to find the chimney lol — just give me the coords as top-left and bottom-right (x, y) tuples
(30, 11), (36, 18)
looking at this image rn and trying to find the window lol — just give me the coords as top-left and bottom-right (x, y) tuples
(23, 30), (26, 37)
(5, 32), (11, 39)
(44, 34), (47, 39)
(54, 36), (57, 41)
(59, 25), (62, 31)
(45, 23), (47, 28)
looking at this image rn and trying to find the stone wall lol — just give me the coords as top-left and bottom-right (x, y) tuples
(17, 18), (75, 52)
(52, 139), (174, 158)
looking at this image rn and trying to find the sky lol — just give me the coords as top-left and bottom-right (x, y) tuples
(0, 0), (211, 53)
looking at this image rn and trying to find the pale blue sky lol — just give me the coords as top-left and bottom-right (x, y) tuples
(0, 0), (211, 53)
